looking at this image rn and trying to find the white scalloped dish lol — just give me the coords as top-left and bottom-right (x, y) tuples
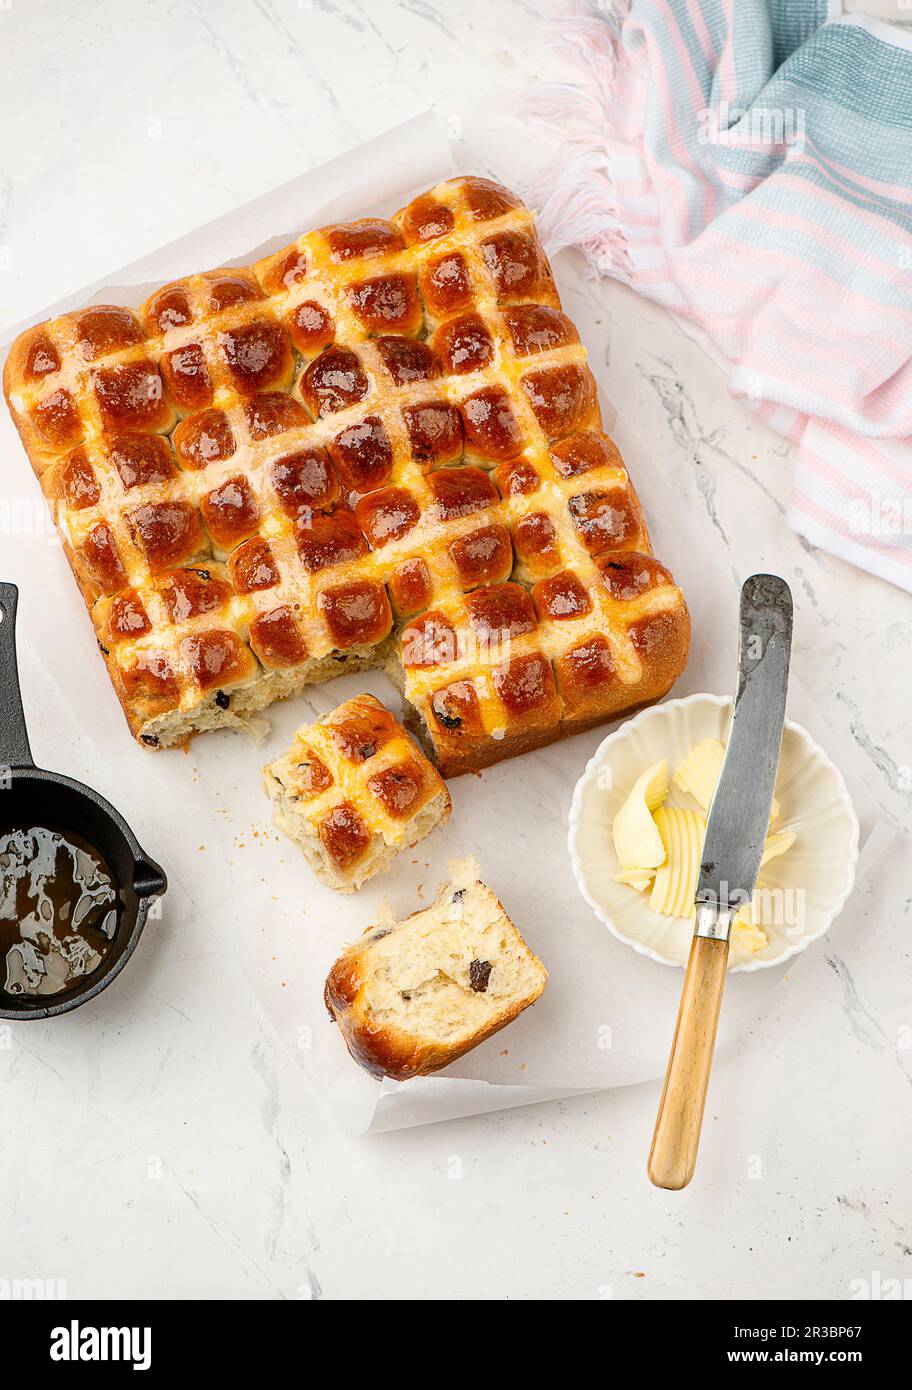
(568, 694), (859, 972)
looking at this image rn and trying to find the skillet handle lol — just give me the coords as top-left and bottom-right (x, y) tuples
(0, 583), (35, 771)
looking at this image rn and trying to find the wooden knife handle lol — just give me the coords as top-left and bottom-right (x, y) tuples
(648, 933), (730, 1190)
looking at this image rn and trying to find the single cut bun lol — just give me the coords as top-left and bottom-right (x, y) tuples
(325, 858), (547, 1079)
(262, 693), (450, 893)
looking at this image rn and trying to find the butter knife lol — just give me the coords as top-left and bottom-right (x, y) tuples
(648, 574), (793, 1190)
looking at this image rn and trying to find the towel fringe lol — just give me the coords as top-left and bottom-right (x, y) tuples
(525, 2), (633, 279)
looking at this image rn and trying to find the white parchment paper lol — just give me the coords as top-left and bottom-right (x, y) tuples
(0, 113), (899, 1133)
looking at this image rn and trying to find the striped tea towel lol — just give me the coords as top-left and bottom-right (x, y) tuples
(532, 1), (912, 593)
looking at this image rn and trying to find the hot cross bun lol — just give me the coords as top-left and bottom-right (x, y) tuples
(4, 176), (690, 769)
(262, 694), (451, 892)
(325, 858), (546, 1078)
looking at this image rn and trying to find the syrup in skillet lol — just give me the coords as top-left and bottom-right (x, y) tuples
(0, 825), (120, 997)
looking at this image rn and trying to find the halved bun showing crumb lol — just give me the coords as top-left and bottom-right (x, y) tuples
(325, 858), (547, 1079)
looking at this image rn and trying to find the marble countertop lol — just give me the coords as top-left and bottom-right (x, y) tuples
(1, 0), (909, 1301)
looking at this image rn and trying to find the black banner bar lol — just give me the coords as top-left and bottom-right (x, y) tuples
(0, 1298), (904, 1373)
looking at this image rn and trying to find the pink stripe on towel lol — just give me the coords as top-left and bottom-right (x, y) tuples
(528, 1), (912, 592)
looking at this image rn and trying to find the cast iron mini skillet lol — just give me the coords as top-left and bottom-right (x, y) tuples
(0, 581), (167, 1020)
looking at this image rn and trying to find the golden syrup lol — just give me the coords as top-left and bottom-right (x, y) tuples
(0, 826), (119, 997)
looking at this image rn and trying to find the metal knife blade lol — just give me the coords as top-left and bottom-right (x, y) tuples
(694, 574), (793, 933)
